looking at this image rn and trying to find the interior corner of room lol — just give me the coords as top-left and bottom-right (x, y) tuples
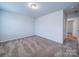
(0, 2), (64, 44)
(0, 2), (79, 57)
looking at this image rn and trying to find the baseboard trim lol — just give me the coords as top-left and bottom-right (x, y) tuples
(35, 35), (63, 45)
(0, 35), (35, 43)
(0, 35), (63, 45)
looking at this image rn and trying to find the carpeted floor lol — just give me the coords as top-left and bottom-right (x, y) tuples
(0, 35), (63, 57)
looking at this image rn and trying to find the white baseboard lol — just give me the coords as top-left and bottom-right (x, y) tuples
(0, 35), (34, 43)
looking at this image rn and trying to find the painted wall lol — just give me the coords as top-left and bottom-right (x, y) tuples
(1, 10), (34, 42)
(0, 11), (1, 39)
(35, 10), (64, 44)
(0, 9), (64, 43)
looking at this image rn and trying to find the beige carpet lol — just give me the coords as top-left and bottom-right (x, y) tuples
(0, 35), (63, 57)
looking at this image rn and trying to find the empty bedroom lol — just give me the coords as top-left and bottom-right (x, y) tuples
(0, 2), (79, 57)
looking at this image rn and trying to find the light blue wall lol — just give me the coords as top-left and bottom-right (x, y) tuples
(1, 10), (34, 42)
(35, 10), (64, 44)
(0, 9), (64, 43)
(0, 11), (1, 40)
(0, 10), (3, 40)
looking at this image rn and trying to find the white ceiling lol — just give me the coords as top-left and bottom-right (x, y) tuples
(0, 2), (79, 18)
